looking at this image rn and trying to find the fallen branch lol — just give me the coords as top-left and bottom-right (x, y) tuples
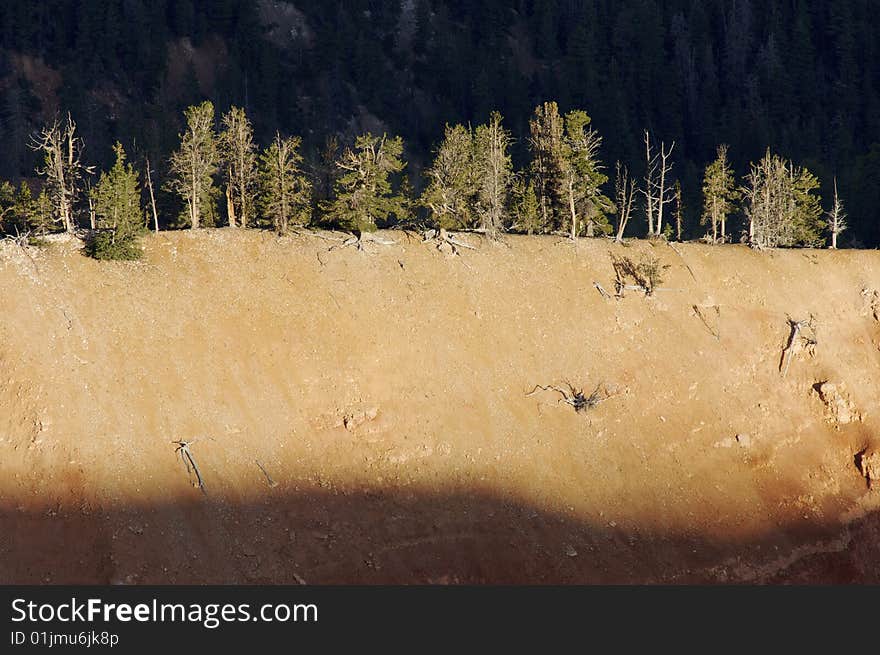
(328, 231), (397, 252)
(779, 314), (817, 377)
(693, 304), (720, 339)
(255, 459), (279, 489)
(526, 381), (614, 413)
(3, 227), (40, 274)
(593, 281), (612, 300)
(423, 228), (478, 256)
(173, 439), (208, 495)
(666, 241), (697, 281)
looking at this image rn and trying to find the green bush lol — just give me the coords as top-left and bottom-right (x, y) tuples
(85, 229), (142, 261)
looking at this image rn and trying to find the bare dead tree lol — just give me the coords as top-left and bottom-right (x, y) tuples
(29, 113), (93, 233)
(614, 161), (635, 242)
(85, 178), (96, 230)
(828, 177), (847, 249)
(643, 131), (656, 236)
(145, 156), (159, 233)
(642, 131), (675, 238)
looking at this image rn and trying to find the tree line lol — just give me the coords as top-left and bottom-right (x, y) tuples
(0, 100), (846, 259)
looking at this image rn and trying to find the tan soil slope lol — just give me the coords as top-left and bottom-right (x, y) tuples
(1, 230), (879, 584)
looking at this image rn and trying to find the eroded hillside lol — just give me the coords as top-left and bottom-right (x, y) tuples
(1, 230), (879, 583)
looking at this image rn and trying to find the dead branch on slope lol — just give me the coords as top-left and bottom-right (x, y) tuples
(328, 231), (397, 252)
(611, 253), (671, 297)
(693, 304), (721, 339)
(422, 228), (478, 256)
(779, 314), (818, 377)
(173, 438), (209, 495)
(526, 382), (616, 413)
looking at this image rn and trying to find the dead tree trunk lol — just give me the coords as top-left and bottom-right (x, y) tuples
(145, 157), (159, 233)
(226, 184), (237, 228)
(615, 161), (634, 242)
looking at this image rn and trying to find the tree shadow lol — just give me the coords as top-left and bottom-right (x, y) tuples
(1, 485), (875, 585)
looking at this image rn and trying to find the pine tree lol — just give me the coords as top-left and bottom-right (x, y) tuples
(473, 111), (512, 237)
(219, 106), (257, 228)
(14, 182), (51, 236)
(700, 144), (739, 243)
(0, 180), (14, 234)
(323, 133), (406, 234)
(420, 123), (478, 230)
(528, 101), (566, 233)
(511, 176), (540, 235)
(742, 149), (824, 248)
(88, 142), (144, 259)
(259, 132), (312, 235)
(167, 101), (218, 229)
(561, 110), (614, 239)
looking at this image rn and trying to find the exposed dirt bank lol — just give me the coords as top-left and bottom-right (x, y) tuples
(1, 230), (879, 583)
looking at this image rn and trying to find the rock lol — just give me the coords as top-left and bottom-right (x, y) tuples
(341, 406), (379, 431)
(814, 381), (860, 425)
(565, 544), (578, 557)
(735, 433), (752, 448)
(858, 451), (880, 488)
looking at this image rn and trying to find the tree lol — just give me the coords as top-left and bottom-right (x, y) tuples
(420, 123), (478, 230)
(528, 101), (566, 233)
(642, 130), (675, 238)
(827, 177), (847, 249)
(29, 113), (93, 233)
(167, 101), (218, 229)
(742, 149), (824, 248)
(219, 106), (257, 228)
(673, 180), (683, 241)
(701, 144), (740, 243)
(614, 161), (635, 242)
(561, 110), (614, 239)
(511, 176), (540, 235)
(259, 132), (312, 235)
(0, 180), (15, 233)
(473, 111), (512, 237)
(323, 133), (406, 234)
(88, 142), (144, 259)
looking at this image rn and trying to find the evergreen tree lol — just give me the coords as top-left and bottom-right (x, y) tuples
(88, 142), (144, 259)
(511, 177), (540, 235)
(742, 149), (824, 248)
(220, 106), (258, 229)
(473, 111), (512, 237)
(528, 101), (566, 233)
(561, 110), (614, 239)
(167, 101), (218, 229)
(420, 123), (478, 230)
(259, 132), (312, 235)
(700, 144), (740, 243)
(0, 180), (14, 233)
(323, 133), (406, 234)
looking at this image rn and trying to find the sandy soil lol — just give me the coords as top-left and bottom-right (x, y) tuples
(1, 229), (879, 584)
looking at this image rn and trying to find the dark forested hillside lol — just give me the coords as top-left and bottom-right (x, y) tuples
(0, 0), (879, 243)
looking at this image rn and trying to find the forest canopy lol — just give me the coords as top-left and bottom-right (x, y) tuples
(0, 1), (877, 245)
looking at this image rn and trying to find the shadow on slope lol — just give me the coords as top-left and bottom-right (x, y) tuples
(1, 485), (874, 585)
